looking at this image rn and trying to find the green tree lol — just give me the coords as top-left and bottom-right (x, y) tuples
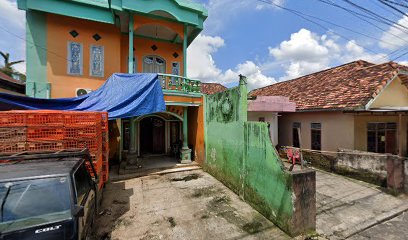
(0, 51), (25, 81)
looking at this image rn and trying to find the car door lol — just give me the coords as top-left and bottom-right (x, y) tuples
(73, 163), (96, 240)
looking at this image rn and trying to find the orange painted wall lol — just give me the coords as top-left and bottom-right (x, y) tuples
(120, 14), (185, 75)
(134, 15), (184, 39)
(188, 103), (205, 165)
(164, 95), (202, 104)
(47, 14), (121, 98)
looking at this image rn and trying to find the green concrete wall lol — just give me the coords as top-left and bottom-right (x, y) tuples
(204, 77), (301, 234)
(26, 10), (49, 98)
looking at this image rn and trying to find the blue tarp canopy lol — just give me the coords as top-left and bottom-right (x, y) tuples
(0, 73), (166, 119)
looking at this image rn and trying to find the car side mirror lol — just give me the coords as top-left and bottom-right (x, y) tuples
(73, 205), (85, 217)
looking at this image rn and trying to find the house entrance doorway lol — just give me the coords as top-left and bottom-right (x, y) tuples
(140, 116), (165, 155)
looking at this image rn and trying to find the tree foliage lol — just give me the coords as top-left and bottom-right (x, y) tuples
(0, 51), (26, 82)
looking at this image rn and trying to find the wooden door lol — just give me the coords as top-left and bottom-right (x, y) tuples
(386, 130), (397, 154)
(152, 118), (165, 154)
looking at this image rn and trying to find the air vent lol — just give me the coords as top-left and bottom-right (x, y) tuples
(69, 30), (79, 38)
(92, 33), (101, 41)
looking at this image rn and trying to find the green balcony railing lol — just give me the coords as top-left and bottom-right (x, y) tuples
(157, 73), (201, 94)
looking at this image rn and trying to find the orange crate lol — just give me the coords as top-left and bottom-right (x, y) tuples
(26, 112), (63, 126)
(26, 141), (64, 151)
(63, 112), (102, 126)
(77, 139), (101, 152)
(0, 127), (26, 143)
(0, 112), (26, 127)
(27, 127), (64, 141)
(64, 125), (101, 139)
(0, 142), (26, 153)
(85, 156), (102, 173)
(101, 112), (108, 131)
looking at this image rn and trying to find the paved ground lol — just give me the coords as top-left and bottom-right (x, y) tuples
(93, 169), (291, 240)
(349, 211), (408, 240)
(315, 169), (408, 239)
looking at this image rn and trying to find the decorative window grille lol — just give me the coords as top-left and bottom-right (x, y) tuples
(90, 45), (104, 77)
(67, 42), (83, 75)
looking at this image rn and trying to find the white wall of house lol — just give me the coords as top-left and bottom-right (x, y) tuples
(248, 111), (279, 146)
(278, 111), (355, 151)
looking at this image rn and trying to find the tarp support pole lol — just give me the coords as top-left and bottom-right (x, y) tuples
(128, 12), (136, 153)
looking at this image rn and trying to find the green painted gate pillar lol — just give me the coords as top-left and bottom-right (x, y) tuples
(128, 13), (136, 153)
(183, 24), (188, 77)
(180, 106), (192, 163)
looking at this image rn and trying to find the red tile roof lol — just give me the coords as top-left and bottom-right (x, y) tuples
(0, 72), (25, 86)
(250, 60), (408, 111)
(201, 82), (227, 95)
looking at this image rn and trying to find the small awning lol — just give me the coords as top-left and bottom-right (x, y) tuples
(0, 73), (166, 119)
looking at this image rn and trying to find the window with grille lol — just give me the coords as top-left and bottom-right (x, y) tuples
(367, 122), (397, 154)
(311, 123), (321, 150)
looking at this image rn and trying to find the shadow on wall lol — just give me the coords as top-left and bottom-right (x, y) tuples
(204, 76), (316, 237)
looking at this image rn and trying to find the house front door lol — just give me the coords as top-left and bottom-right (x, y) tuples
(140, 117), (165, 155)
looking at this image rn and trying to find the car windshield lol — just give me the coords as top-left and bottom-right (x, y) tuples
(0, 176), (72, 234)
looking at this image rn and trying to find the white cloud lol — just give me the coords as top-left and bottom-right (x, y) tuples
(204, 0), (284, 34)
(188, 34), (275, 90)
(379, 16), (408, 50)
(268, 28), (387, 81)
(0, 0), (26, 74)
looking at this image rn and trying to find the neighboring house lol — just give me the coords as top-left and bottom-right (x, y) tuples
(201, 82), (227, 94)
(17, 0), (207, 163)
(250, 60), (408, 156)
(248, 96), (296, 146)
(0, 72), (25, 95)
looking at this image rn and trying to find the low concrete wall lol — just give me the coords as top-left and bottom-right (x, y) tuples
(337, 149), (387, 178)
(299, 149), (387, 186)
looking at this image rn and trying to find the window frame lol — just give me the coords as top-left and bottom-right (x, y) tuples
(73, 163), (93, 205)
(292, 122), (301, 148)
(367, 122), (397, 154)
(310, 122), (321, 151)
(89, 44), (104, 78)
(67, 41), (83, 76)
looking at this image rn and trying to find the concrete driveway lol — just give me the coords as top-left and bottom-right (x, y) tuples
(94, 169), (291, 240)
(315, 169), (408, 239)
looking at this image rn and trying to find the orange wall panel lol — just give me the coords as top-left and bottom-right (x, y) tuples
(47, 14), (121, 98)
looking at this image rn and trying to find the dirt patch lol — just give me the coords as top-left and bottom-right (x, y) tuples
(167, 217), (177, 228)
(242, 219), (263, 234)
(171, 173), (201, 182)
(190, 186), (219, 198)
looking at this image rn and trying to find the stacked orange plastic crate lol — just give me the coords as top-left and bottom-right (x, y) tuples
(101, 112), (109, 186)
(0, 112), (26, 155)
(0, 110), (109, 188)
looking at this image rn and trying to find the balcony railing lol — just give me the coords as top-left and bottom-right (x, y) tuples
(158, 73), (201, 94)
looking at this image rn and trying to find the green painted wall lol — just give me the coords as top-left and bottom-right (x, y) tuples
(26, 10), (49, 98)
(204, 78), (296, 233)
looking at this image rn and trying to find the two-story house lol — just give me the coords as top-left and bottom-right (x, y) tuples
(18, 0), (207, 164)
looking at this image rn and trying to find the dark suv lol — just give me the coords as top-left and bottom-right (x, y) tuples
(0, 150), (98, 240)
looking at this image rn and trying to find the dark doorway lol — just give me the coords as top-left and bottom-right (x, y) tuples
(140, 117), (165, 154)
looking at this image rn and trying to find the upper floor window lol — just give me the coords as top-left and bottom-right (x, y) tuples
(90, 45), (104, 77)
(311, 123), (321, 150)
(143, 55), (166, 74)
(67, 42), (83, 75)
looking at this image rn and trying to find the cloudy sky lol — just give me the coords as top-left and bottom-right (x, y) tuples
(1, 0), (408, 90)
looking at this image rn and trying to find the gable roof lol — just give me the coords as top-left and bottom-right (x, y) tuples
(250, 60), (408, 111)
(201, 82), (227, 95)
